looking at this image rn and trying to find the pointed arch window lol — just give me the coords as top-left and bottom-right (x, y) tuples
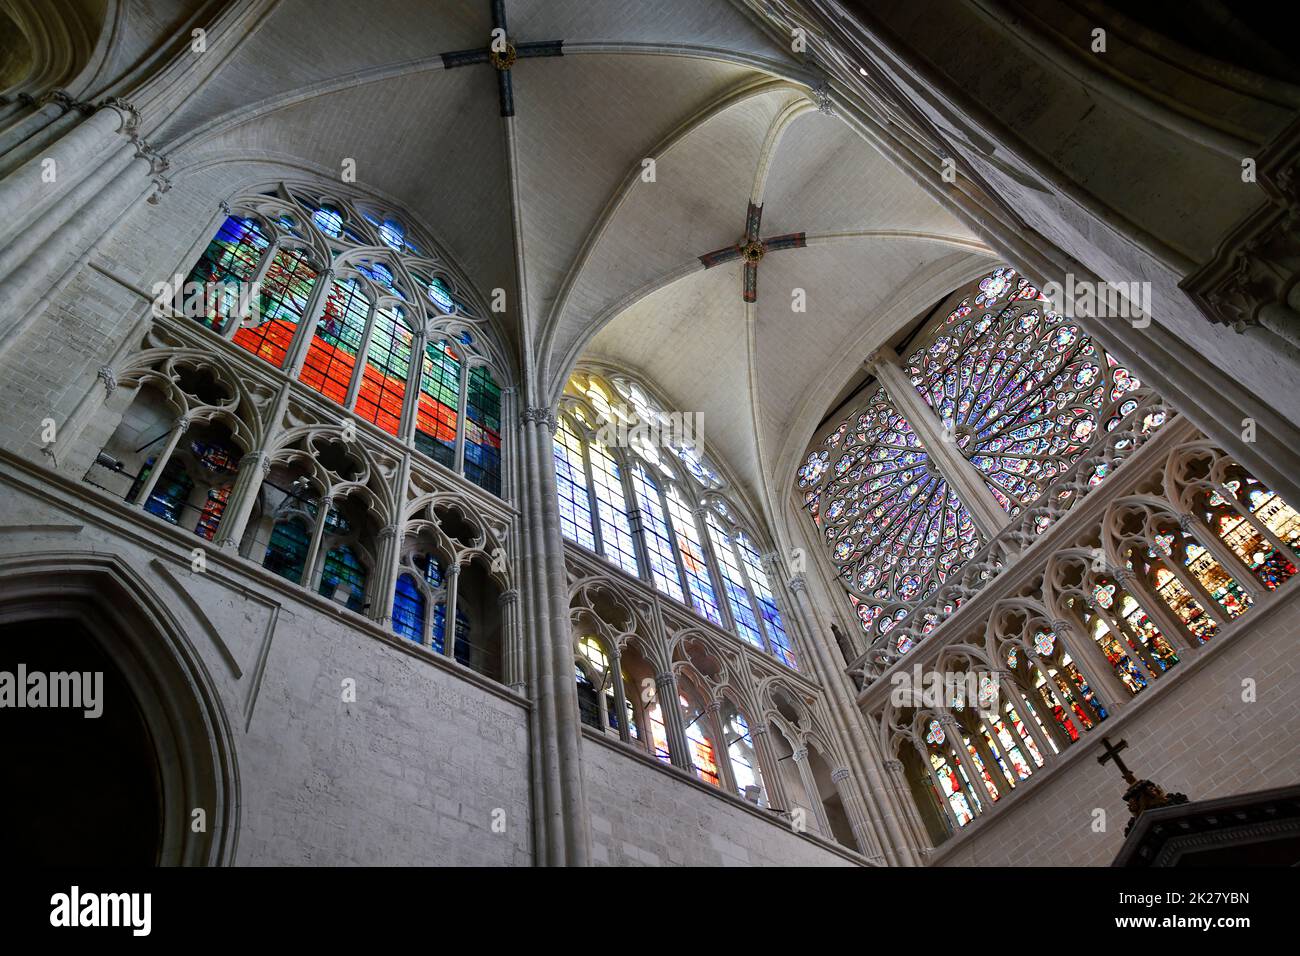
(553, 370), (797, 669)
(183, 188), (509, 499)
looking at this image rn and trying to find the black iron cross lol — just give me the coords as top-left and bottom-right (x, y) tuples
(698, 201), (806, 303)
(440, 0), (563, 117)
(1097, 736), (1137, 785)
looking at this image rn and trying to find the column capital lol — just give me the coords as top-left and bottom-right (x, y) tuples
(498, 588), (520, 607)
(1050, 618), (1072, 639)
(173, 415), (191, 434)
(788, 573), (807, 593)
(376, 524), (401, 542)
(883, 758), (904, 773)
(521, 405), (557, 431)
(863, 345), (900, 373)
(830, 766), (852, 783)
(97, 365), (117, 397)
(791, 746), (809, 762)
(98, 96), (142, 136)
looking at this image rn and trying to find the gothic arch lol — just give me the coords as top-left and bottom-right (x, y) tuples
(0, 552), (239, 865)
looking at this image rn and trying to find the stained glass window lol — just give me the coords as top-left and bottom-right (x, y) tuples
(724, 711), (760, 798)
(186, 193), (506, 498)
(300, 278), (369, 405)
(736, 532), (796, 668)
(554, 416), (596, 551)
(630, 462), (685, 602)
(415, 340), (460, 468)
(184, 216), (268, 333)
(665, 485), (721, 625)
(589, 441), (641, 578)
(354, 305), (411, 436)
(706, 511), (763, 650)
(392, 574), (425, 643)
(234, 248), (318, 368)
(798, 386), (981, 644)
(264, 518), (309, 584)
(320, 545), (367, 613)
(135, 458), (193, 525)
(432, 604), (470, 663)
(683, 697), (720, 788)
(797, 266), (1147, 647)
(465, 365), (502, 496)
(554, 370), (796, 669)
(901, 269), (1138, 517)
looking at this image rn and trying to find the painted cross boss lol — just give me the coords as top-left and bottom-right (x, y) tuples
(698, 202), (806, 303)
(441, 0), (563, 117)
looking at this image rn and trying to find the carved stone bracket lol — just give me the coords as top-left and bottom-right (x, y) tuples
(97, 365), (117, 397)
(1182, 117), (1300, 345)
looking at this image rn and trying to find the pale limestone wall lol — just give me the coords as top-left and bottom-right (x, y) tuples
(582, 734), (860, 867)
(0, 162), (300, 463)
(936, 590), (1300, 866)
(0, 467), (534, 867)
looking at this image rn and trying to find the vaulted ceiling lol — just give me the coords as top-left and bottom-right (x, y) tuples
(63, 0), (997, 528)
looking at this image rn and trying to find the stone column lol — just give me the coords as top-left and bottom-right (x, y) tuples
(792, 747), (834, 837)
(884, 756), (934, 851)
(215, 451), (272, 550)
(655, 670), (693, 772)
(442, 562), (461, 658)
(518, 403), (590, 865)
(301, 494), (334, 591)
(499, 588), (525, 695)
(0, 135), (153, 340)
(283, 268), (336, 377)
(750, 724), (790, 813)
(1051, 616), (1129, 713)
(371, 524), (402, 626)
(866, 347), (1010, 540)
(0, 101), (135, 240)
(915, 741), (961, 832)
(131, 416), (189, 511)
(606, 652), (630, 743)
(940, 714), (992, 812)
(831, 766), (883, 861)
(454, 361), (472, 473)
(707, 700), (738, 795)
(399, 331), (428, 446)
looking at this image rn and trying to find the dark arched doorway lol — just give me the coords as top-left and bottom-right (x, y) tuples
(1, 618), (164, 865)
(0, 554), (239, 866)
